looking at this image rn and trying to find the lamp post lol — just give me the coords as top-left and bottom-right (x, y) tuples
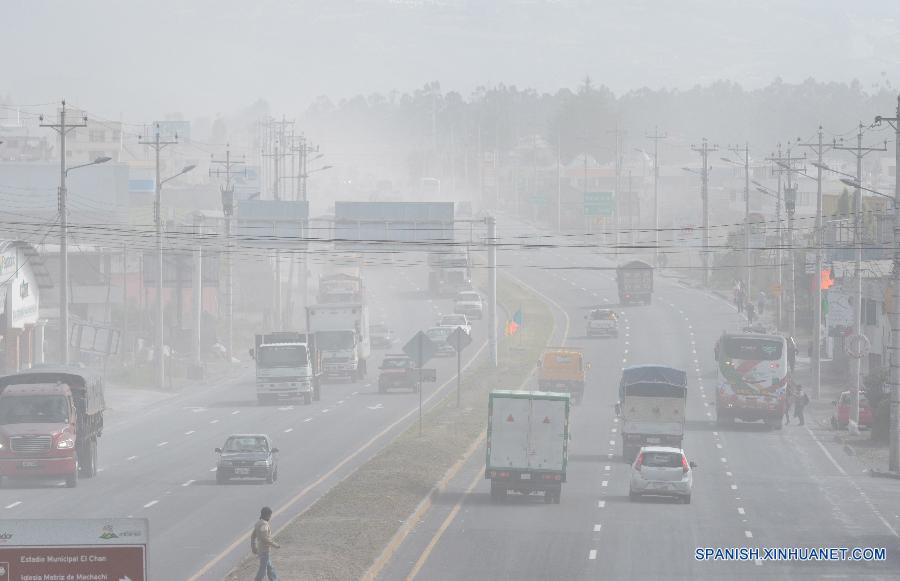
(154, 164), (196, 389)
(57, 156), (111, 364)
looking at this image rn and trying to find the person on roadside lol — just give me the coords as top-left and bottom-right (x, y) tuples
(734, 282), (744, 313)
(746, 300), (756, 325)
(757, 290), (766, 315)
(794, 384), (810, 426)
(783, 383), (794, 425)
(251, 506), (280, 581)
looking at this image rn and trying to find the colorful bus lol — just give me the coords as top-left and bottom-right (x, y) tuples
(713, 332), (789, 428)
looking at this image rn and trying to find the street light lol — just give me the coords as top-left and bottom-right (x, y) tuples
(66, 156), (112, 176)
(155, 163), (196, 389)
(839, 178), (897, 206)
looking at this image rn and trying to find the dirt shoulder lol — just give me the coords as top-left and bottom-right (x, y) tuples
(224, 275), (553, 580)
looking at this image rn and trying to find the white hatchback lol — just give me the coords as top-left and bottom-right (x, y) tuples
(629, 446), (695, 504)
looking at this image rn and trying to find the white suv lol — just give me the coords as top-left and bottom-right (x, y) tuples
(629, 446), (695, 504)
(438, 314), (471, 336)
(454, 291), (483, 320)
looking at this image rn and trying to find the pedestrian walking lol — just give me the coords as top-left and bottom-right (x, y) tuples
(794, 385), (810, 426)
(757, 291), (766, 315)
(746, 301), (756, 325)
(734, 283), (744, 313)
(783, 384), (794, 424)
(251, 506), (280, 581)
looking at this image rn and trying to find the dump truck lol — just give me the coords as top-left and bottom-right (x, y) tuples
(250, 332), (322, 405)
(485, 390), (571, 504)
(537, 348), (589, 404)
(0, 366), (105, 488)
(618, 365), (688, 462)
(616, 259), (654, 305)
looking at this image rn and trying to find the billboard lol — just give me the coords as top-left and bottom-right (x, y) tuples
(333, 202), (455, 245)
(236, 199), (309, 248)
(0, 518), (148, 581)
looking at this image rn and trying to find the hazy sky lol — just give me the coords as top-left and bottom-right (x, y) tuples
(3, 0), (898, 121)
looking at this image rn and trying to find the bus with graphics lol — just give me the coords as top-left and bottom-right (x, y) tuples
(713, 332), (789, 428)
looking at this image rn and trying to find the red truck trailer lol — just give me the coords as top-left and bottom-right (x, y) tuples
(0, 366), (105, 488)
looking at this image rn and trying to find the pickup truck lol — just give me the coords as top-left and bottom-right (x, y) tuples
(454, 291), (483, 320)
(485, 390), (570, 504)
(618, 365), (688, 462)
(0, 367), (105, 488)
(585, 308), (618, 337)
(537, 348), (589, 405)
(378, 355), (419, 393)
(438, 313), (471, 336)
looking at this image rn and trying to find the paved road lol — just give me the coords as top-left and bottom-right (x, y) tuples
(1, 264), (491, 580)
(378, 220), (900, 581)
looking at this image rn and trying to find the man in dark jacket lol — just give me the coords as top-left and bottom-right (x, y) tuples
(794, 385), (810, 426)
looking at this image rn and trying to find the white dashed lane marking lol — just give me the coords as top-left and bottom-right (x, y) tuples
(157, 441), (168, 447)
(593, 524), (602, 532)
(5, 501), (22, 509)
(601, 481), (608, 487)
(126, 455), (138, 461)
(598, 500), (606, 508)
(589, 549), (597, 560)
(185, 430), (195, 435)
(745, 530), (753, 538)
(182, 480), (194, 487)
(738, 507), (746, 515)
(143, 500), (159, 509)
(284, 428), (294, 433)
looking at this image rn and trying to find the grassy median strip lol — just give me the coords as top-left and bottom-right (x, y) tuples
(224, 275), (553, 581)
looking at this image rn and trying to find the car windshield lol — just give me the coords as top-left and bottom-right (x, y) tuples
(641, 452), (682, 468)
(258, 344), (308, 367)
(442, 316), (465, 325)
(0, 395), (70, 424)
(591, 310), (613, 320)
(223, 436), (268, 453)
(316, 330), (355, 351)
(382, 358), (412, 369)
(456, 293), (479, 302)
(722, 337), (783, 360)
(427, 327), (452, 340)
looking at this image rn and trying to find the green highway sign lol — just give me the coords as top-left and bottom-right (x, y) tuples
(584, 191), (614, 216)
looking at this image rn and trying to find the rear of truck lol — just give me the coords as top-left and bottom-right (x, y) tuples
(0, 369), (104, 488)
(618, 366), (687, 462)
(537, 349), (586, 404)
(617, 261), (654, 305)
(485, 390), (570, 504)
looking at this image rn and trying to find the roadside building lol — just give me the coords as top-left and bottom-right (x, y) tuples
(0, 240), (52, 372)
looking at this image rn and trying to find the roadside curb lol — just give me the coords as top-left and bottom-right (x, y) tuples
(870, 469), (900, 480)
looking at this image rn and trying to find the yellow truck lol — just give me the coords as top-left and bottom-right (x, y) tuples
(537, 348), (589, 404)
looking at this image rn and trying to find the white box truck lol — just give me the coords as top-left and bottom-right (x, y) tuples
(307, 303), (370, 380)
(250, 332), (321, 405)
(485, 390), (570, 504)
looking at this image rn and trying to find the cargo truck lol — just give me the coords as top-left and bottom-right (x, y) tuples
(537, 348), (589, 404)
(307, 303), (370, 380)
(250, 332), (322, 405)
(618, 365), (688, 462)
(485, 390), (571, 504)
(0, 367), (105, 488)
(616, 259), (654, 305)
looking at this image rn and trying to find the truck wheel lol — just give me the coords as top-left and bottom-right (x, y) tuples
(378, 384), (386, 394)
(543, 491), (553, 504)
(216, 470), (226, 485)
(629, 490), (639, 502)
(303, 393), (312, 406)
(768, 416), (783, 430)
(490, 482), (506, 502)
(682, 494), (692, 505)
(313, 383), (321, 401)
(266, 469), (275, 484)
(716, 414), (733, 426)
(257, 395), (268, 406)
(623, 445), (637, 463)
(553, 488), (562, 504)
(66, 464), (78, 489)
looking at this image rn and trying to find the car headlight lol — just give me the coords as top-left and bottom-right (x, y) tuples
(0, 440), (4, 449)
(56, 437), (75, 449)
(254, 460), (270, 466)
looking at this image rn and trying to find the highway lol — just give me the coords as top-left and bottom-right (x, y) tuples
(376, 221), (900, 581)
(0, 264), (492, 580)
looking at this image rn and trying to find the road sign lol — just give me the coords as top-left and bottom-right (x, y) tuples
(0, 518), (147, 581)
(584, 191), (614, 216)
(530, 195), (548, 205)
(770, 283), (783, 296)
(447, 327), (472, 352)
(403, 331), (437, 368)
(416, 368), (437, 383)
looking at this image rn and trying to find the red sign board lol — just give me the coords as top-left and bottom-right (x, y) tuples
(0, 546), (145, 581)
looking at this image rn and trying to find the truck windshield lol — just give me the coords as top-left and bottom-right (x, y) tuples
(722, 337), (783, 360)
(0, 395), (70, 424)
(316, 330), (355, 351)
(258, 345), (308, 367)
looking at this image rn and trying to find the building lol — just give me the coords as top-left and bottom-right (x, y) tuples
(0, 240), (52, 372)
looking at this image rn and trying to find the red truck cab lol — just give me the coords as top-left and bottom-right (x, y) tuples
(0, 368), (104, 488)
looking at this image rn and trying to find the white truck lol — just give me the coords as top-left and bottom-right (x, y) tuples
(485, 390), (571, 504)
(618, 365), (688, 462)
(250, 332), (321, 405)
(307, 303), (370, 381)
(317, 272), (365, 304)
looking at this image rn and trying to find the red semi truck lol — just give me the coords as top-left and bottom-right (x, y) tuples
(0, 367), (105, 488)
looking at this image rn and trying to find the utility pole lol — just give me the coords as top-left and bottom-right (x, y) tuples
(41, 101), (87, 365)
(874, 95), (900, 472)
(799, 127), (832, 400)
(691, 138), (718, 287)
(730, 143), (752, 294)
(608, 124), (626, 255)
(765, 145), (804, 330)
(192, 214), (203, 377)
(646, 127), (667, 266)
(556, 130), (562, 232)
(783, 144), (802, 336)
(834, 124), (887, 433)
(209, 146), (245, 363)
(487, 215), (498, 367)
(261, 117), (294, 329)
(140, 124), (180, 389)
